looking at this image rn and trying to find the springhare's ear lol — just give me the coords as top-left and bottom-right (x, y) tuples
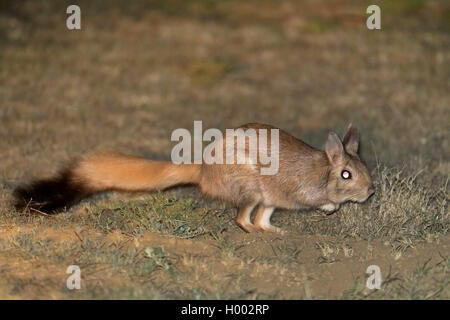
(342, 123), (359, 156)
(325, 132), (344, 165)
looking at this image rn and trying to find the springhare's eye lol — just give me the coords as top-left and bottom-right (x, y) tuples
(341, 170), (351, 179)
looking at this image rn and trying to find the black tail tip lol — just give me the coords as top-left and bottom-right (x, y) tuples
(13, 170), (89, 214)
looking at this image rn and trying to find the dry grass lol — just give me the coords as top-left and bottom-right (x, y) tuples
(0, 0), (449, 299)
(283, 165), (449, 242)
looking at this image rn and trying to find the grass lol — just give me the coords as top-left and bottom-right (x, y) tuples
(86, 192), (234, 238)
(0, 0), (449, 299)
(343, 255), (450, 299)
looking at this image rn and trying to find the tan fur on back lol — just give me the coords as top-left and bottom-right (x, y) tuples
(199, 123), (331, 208)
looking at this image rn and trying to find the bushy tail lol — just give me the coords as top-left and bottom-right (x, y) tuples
(13, 152), (201, 213)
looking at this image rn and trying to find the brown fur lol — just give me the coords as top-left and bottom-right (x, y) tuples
(14, 123), (374, 233)
(74, 152), (200, 191)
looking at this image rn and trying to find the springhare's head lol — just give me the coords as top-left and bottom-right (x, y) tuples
(324, 124), (374, 205)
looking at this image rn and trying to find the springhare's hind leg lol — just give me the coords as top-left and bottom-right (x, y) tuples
(235, 203), (261, 233)
(253, 205), (283, 233)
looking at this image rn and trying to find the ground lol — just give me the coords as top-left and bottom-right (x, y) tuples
(0, 0), (449, 299)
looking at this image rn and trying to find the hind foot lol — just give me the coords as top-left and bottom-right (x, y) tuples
(236, 221), (262, 233)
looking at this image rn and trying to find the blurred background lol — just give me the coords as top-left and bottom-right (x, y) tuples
(0, 0), (448, 183)
(0, 0), (449, 300)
